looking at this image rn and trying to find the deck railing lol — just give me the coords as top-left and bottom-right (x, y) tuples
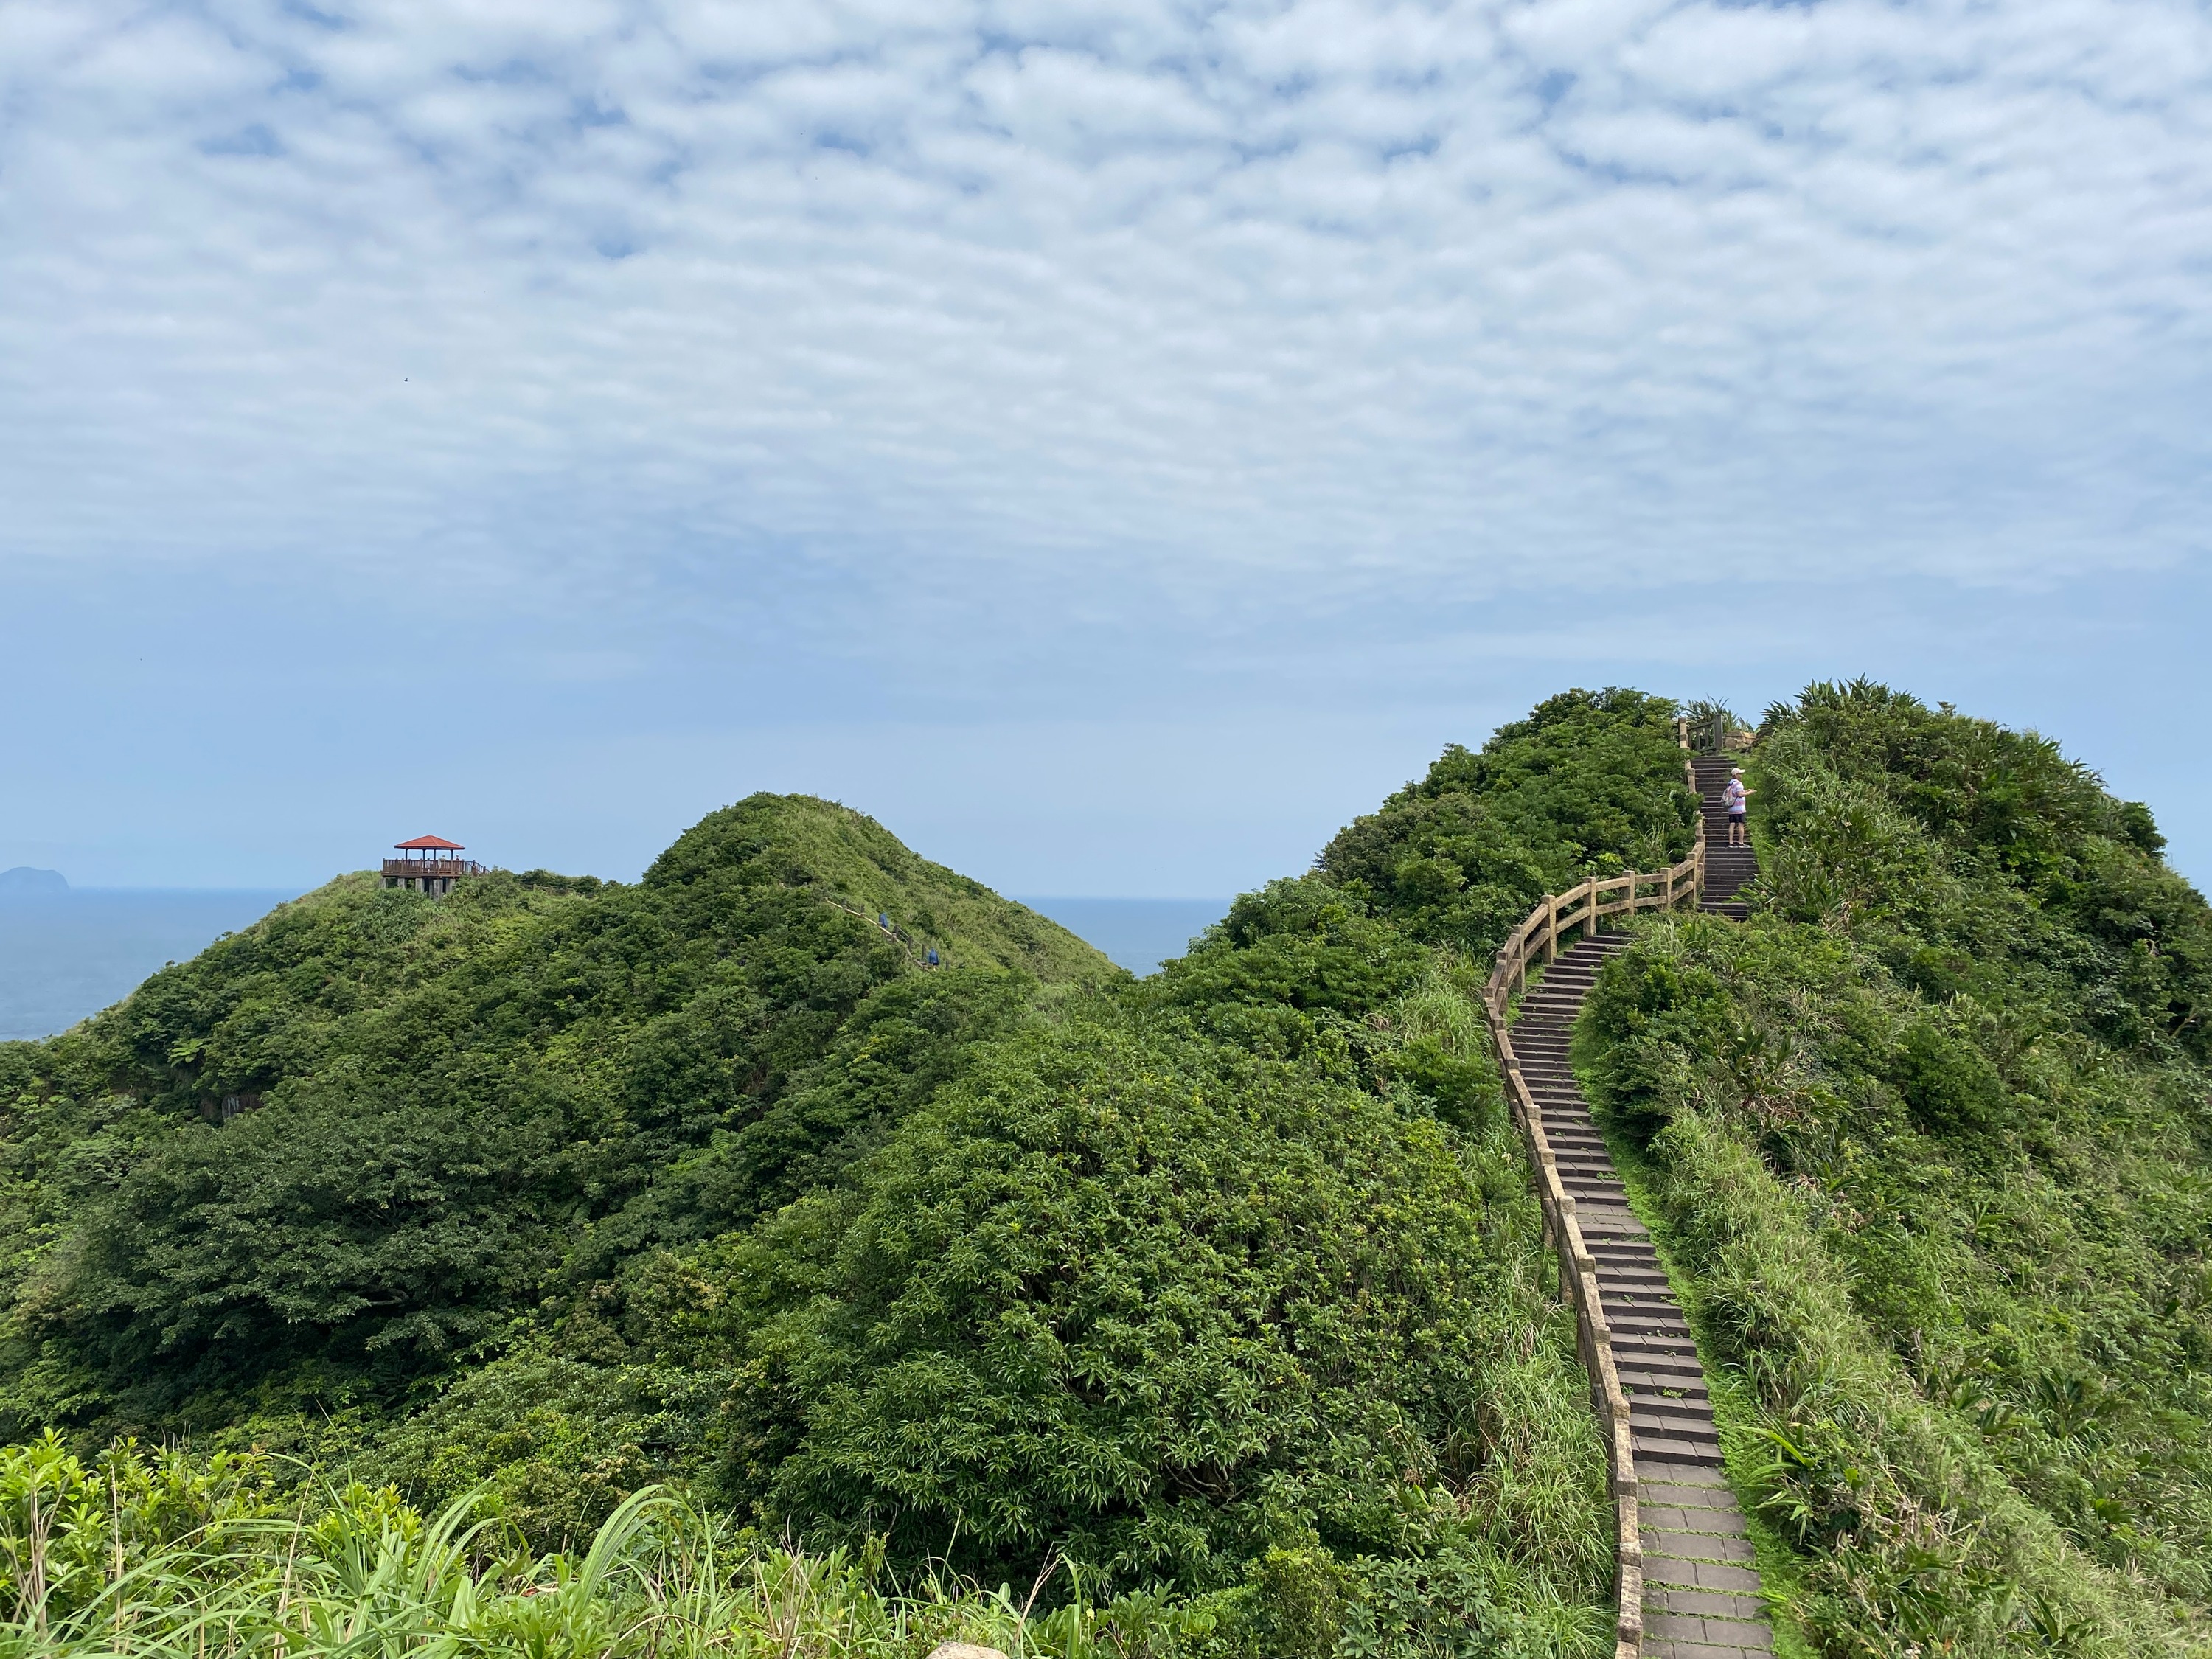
(1475, 732), (1705, 1659)
(381, 858), (487, 880)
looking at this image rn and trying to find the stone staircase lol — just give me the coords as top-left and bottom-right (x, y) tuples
(1504, 760), (1772, 1658)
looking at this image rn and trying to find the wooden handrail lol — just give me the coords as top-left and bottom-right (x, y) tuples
(1477, 734), (1704, 1659)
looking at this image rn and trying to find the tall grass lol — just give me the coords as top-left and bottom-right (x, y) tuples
(0, 1436), (1197, 1659)
(1578, 911), (2211, 1658)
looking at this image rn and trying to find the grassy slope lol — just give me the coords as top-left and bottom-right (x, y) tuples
(1579, 684), (2212, 1658)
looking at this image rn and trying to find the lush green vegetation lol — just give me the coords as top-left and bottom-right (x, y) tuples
(13, 683), (2202, 1655)
(1579, 682), (2212, 1656)
(3, 708), (1703, 1653)
(0, 795), (1109, 1439)
(0, 1436), (1206, 1658)
(1319, 688), (1695, 952)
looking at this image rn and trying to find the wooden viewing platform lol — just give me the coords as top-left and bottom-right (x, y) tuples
(383, 835), (485, 894)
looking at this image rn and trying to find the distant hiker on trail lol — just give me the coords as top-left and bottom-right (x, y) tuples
(1723, 768), (1751, 847)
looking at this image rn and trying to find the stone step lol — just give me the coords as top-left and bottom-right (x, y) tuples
(1655, 1601), (1770, 1646)
(1617, 1349), (1706, 1376)
(1634, 1433), (1725, 1468)
(1562, 1173), (1630, 1192)
(1616, 1354), (1706, 1382)
(1593, 1243), (1669, 1265)
(1625, 1382), (1711, 1409)
(1601, 1281), (1682, 1307)
(1613, 1338), (1704, 1368)
(1590, 1239), (1664, 1261)
(1607, 1305), (1690, 1332)
(1612, 1321), (1700, 1346)
(1632, 1407), (1721, 1447)
(1647, 1526), (1753, 1563)
(1640, 1464), (1738, 1498)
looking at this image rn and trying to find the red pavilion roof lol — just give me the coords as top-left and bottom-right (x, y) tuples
(394, 834), (466, 851)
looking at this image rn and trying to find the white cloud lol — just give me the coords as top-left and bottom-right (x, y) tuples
(1, 0), (2208, 625)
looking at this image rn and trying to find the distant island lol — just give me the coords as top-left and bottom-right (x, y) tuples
(0, 866), (67, 896)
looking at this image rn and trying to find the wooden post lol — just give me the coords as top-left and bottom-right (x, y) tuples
(1545, 894), (1559, 962)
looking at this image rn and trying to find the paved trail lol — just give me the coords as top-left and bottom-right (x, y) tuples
(1509, 754), (1770, 1659)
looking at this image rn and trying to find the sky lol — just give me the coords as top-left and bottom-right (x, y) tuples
(4, 0), (2210, 897)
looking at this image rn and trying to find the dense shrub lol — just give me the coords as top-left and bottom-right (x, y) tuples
(686, 1013), (1601, 1587)
(391, 914), (1617, 1641)
(1322, 688), (1695, 951)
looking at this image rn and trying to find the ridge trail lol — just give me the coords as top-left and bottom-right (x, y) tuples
(1507, 754), (1769, 1658)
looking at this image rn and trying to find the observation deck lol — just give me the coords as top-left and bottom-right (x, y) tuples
(382, 835), (484, 894)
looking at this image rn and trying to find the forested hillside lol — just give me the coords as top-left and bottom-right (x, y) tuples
(0, 795), (1109, 1438)
(0, 699), (1692, 1655)
(1581, 683), (2212, 1656)
(6, 684), (2206, 1658)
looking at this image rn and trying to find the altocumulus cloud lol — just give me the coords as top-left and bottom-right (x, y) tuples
(2, 0), (2210, 622)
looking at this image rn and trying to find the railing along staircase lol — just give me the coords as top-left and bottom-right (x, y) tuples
(1478, 724), (1772, 1659)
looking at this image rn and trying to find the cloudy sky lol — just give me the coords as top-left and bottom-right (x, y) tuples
(4, 0), (2210, 894)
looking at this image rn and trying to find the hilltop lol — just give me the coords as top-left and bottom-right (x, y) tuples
(643, 793), (1114, 982)
(0, 794), (1110, 1435)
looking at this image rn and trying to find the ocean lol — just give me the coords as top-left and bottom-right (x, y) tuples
(0, 890), (305, 1041)
(1015, 897), (1228, 976)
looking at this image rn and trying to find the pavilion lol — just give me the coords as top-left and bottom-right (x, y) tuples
(383, 835), (485, 895)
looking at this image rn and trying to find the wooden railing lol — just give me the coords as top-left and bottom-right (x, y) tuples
(1482, 860), (1703, 1012)
(1476, 735), (1705, 1659)
(381, 858), (487, 879)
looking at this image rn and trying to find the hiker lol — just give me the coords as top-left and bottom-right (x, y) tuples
(1723, 768), (1751, 847)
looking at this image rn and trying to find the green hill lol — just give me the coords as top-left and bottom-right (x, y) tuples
(4, 695), (2209, 1658)
(0, 737), (1639, 1653)
(0, 795), (1110, 1432)
(644, 793), (1116, 983)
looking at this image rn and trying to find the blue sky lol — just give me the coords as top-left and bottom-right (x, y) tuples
(4, 0), (2210, 897)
